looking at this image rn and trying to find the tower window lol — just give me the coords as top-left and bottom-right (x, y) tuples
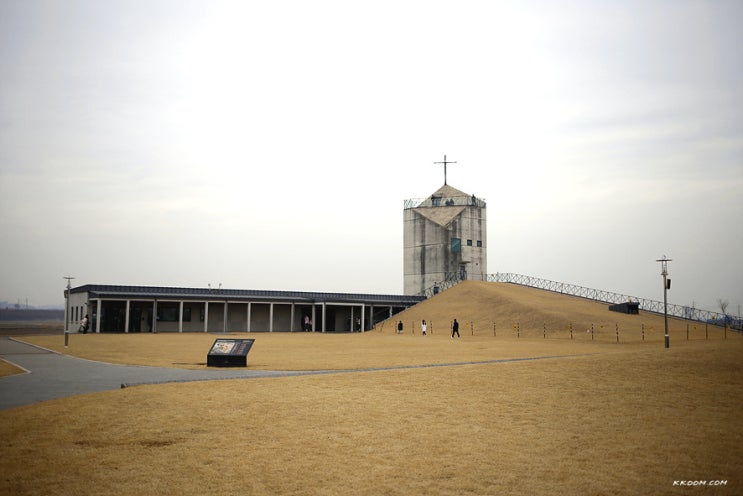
(477, 240), (482, 247)
(467, 239), (473, 246)
(451, 238), (461, 253)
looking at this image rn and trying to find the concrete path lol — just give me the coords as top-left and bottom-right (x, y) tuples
(0, 337), (316, 411)
(1, 337), (582, 411)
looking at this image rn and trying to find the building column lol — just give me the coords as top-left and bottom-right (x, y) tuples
(152, 300), (158, 333)
(124, 300), (131, 333)
(321, 302), (326, 333)
(95, 299), (102, 333)
(204, 301), (209, 333)
(223, 301), (228, 333)
(179, 301), (184, 333)
(290, 303), (295, 332)
(361, 303), (365, 332)
(311, 305), (316, 332)
(269, 303), (274, 332)
(247, 302), (251, 333)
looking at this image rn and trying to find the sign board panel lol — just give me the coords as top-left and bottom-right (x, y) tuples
(207, 338), (255, 367)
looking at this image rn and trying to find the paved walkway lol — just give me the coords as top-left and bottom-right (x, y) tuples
(1, 337), (582, 411)
(0, 337), (318, 411)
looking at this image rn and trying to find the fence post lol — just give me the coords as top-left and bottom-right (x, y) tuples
(570, 322), (573, 340)
(706, 322), (708, 340)
(687, 323), (689, 341)
(642, 323), (645, 341)
(616, 323), (619, 343)
(591, 324), (594, 341)
(493, 322), (496, 337)
(543, 322), (546, 339)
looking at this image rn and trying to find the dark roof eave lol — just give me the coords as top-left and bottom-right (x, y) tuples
(72, 284), (424, 305)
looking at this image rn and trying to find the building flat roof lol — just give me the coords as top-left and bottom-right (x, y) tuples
(71, 284), (425, 306)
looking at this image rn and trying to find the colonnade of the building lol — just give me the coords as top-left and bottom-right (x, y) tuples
(87, 298), (403, 333)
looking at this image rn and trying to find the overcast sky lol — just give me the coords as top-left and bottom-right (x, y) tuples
(1, 0), (741, 313)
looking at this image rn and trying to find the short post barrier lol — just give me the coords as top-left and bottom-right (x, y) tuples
(705, 322), (708, 340)
(570, 322), (573, 340)
(64, 331), (69, 348)
(642, 323), (645, 341)
(591, 324), (594, 341)
(687, 323), (689, 341)
(471, 321), (474, 336)
(616, 323), (619, 343)
(543, 322), (546, 339)
(493, 322), (496, 337)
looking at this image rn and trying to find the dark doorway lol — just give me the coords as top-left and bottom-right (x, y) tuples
(101, 302), (126, 333)
(128, 304), (143, 332)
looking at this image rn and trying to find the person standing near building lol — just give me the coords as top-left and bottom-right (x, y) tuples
(79, 314), (89, 334)
(397, 320), (403, 334)
(451, 318), (460, 339)
(421, 319), (427, 336)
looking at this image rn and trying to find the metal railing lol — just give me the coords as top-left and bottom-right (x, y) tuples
(486, 273), (741, 330)
(404, 195), (486, 209)
(416, 272), (466, 298)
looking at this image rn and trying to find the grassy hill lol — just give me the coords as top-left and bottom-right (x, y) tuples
(380, 281), (699, 340)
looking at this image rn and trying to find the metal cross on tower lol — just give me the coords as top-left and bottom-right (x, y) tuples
(434, 154), (457, 185)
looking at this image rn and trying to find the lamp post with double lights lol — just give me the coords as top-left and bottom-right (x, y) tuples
(656, 256), (672, 348)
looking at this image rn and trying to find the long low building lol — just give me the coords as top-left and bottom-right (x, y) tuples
(65, 284), (424, 333)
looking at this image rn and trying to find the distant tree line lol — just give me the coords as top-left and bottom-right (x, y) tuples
(0, 308), (64, 321)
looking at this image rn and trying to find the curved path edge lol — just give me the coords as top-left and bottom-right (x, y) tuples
(0, 337), (588, 411)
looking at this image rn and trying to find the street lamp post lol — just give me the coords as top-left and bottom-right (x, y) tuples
(656, 257), (672, 348)
(63, 276), (75, 332)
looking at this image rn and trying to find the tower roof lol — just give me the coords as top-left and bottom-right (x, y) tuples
(430, 184), (470, 198)
(409, 183), (476, 227)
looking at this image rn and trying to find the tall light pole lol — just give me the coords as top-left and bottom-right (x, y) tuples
(656, 257), (672, 348)
(63, 276), (75, 332)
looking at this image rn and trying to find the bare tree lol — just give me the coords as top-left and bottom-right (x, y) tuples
(718, 299), (729, 315)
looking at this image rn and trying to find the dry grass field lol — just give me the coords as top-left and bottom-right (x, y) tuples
(1, 282), (741, 495)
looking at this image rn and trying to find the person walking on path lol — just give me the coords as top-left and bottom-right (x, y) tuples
(421, 320), (427, 336)
(451, 319), (460, 339)
(397, 320), (403, 334)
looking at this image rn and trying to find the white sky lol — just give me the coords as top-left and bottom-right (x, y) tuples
(1, 0), (741, 313)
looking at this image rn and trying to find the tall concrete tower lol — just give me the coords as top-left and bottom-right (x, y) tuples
(403, 184), (487, 295)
